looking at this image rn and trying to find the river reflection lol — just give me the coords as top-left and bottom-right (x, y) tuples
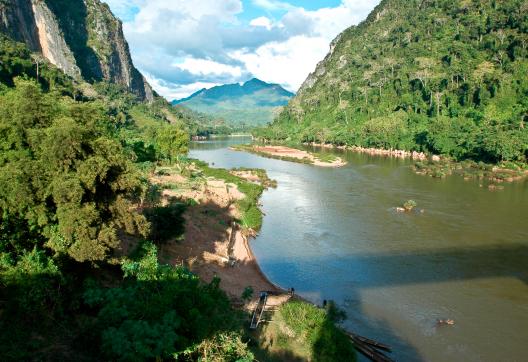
(190, 137), (528, 362)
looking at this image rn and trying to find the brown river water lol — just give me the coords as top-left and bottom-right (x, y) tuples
(190, 137), (528, 362)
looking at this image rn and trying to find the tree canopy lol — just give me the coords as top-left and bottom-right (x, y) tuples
(0, 36), (254, 361)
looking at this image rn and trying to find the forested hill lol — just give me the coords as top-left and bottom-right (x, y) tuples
(172, 78), (294, 127)
(259, 0), (528, 163)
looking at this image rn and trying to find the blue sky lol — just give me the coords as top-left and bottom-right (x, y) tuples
(239, 0), (343, 20)
(103, 0), (380, 100)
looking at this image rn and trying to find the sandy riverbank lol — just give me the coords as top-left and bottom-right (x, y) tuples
(152, 166), (289, 309)
(232, 145), (347, 167)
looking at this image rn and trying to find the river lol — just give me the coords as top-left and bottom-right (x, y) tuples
(190, 137), (528, 362)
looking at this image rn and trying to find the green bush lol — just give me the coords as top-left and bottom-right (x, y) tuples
(279, 301), (356, 361)
(403, 200), (417, 211)
(85, 242), (249, 361)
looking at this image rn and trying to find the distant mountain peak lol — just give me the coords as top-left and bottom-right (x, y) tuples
(172, 78), (293, 104)
(244, 78), (267, 86)
(171, 78), (294, 126)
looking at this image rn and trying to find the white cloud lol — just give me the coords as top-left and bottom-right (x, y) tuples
(144, 72), (221, 100)
(105, 0), (381, 99)
(250, 16), (273, 30)
(251, 0), (295, 11)
(123, 0), (243, 54)
(233, 1), (381, 91)
(231, 35), (330, 92)
(175, 58), (243, 77)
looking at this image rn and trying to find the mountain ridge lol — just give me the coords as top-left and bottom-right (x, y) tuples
(173, 78), (293, 104)
(172, 78), (294, 127)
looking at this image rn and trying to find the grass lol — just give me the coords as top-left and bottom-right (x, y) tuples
(256, 300), (356, 361)
(232, 167), (278, 188)
(191, 159), (267, 230)
(313, 152), (338, 163)
(161, 182), (179, 190)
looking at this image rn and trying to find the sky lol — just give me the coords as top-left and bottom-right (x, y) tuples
(103, 0), (381, 100)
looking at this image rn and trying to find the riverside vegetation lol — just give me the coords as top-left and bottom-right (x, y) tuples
(0, 31), (355, 360)
(256, 0), (528, 169)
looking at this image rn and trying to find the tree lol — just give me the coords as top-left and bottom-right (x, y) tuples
(85, 241), (248, 361)
(156, 125), (189, 163)
(0, 79), (149, 262)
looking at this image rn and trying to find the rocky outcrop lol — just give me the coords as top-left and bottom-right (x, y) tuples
(0, 0), (153, 101)
(297, 32), (342, 95)
(32, 1), (82, 78)
(83, 0), (153, 100)
(0, 0), (40, 50)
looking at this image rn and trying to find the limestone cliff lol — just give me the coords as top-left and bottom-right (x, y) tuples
(0, 0), (153, 101)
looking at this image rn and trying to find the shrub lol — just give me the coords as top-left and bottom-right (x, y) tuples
(241, 286), (254, 302)
(278, 301), (356, 361)
(403, 200), (417, 211)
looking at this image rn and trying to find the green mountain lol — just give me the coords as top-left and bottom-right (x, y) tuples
(172, 78), (294, 127)
(259, 0), (528, 163)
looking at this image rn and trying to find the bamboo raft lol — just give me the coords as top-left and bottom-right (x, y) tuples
(250, 291), (268, 329)
(346, 331), (394, 362)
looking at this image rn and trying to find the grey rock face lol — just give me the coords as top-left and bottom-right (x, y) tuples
(0, 0), (40, 50)
(297, 32), (343, 95)
(84, 0), (152, 101)
(0, 0), (153, 101)
(32, 0), (82, 78)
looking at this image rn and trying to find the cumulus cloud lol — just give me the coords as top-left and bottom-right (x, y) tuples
(176, 58), (243, 78)
(251, 0), (295, 11)
(250, 16), (273, 30)
(231, 35), (330, 91)
(144, 74), (222, 100)
(103, 0), (381, 100)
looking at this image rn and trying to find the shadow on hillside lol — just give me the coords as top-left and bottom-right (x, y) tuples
(158, 198), (282, 300)
(251, 348), (306, 362)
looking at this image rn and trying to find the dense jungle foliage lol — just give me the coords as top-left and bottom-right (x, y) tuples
(0, 35), (255, 360)
(259, 0), (528, 163)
